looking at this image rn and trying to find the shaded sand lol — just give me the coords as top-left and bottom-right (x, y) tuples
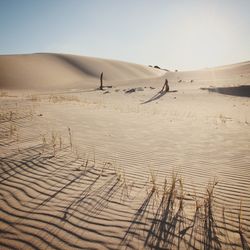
(0, 56), (250, 249)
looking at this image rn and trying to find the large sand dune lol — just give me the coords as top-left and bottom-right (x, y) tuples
(0, 56), (250, 249)
(166, 61), (250, 84)
(0, 53), (164, 89)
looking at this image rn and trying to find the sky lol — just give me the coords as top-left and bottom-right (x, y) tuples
(0, 0), (250, 70)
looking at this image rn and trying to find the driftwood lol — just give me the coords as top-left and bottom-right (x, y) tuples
(160, 79), (169, 93)
(100, 72), (103, 90)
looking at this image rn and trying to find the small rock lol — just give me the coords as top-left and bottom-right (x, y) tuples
(103, 91), (110, 94)
(136, 87), (144, 91)
(73, 168), (81, 171)
(125, 88), (136, 94)
(154, 65), (161, 69)
(150, 86), (155, 89)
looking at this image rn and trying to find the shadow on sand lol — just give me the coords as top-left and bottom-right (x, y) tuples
(141, 90), (178, 104)
(201, 85), (250, 97)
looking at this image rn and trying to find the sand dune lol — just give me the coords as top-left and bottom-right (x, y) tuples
(0, 57), (250, 249)
(166, 61), (250, 84)
(0, 53), (164, 89)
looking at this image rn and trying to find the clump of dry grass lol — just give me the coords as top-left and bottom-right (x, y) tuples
(41, 134), (47, 150)
(68, 127), (73, 149)
(0, 110), (17, 122)
(27, 94), (41, 102)
(0, 91), (8, 97)
(202, 180), (221, 250)
(51, 131), (57, 156)
(148, 169), (158, 193)
(9, 123), (17, 137)
(39, 130), (64, 156)
(144, 173), (187, 249)
(238, 201), (250, 250)
(112, 166), (134, 201)
(219, 114), (232, 124)
(59, 136), (63, 149)
(49, 95), (79, 103)
(122, 174), (249, 250)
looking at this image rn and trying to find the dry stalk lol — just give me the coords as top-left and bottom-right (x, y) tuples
(68, 127), (73, 149)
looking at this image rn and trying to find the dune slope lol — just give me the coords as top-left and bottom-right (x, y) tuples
(0, 53), (164, 89)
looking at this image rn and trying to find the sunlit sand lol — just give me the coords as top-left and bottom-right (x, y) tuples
(0, 53), (249, 249)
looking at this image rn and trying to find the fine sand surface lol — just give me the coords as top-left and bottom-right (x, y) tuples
(0, 54), (250, 249)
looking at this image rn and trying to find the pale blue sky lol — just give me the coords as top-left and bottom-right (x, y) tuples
(0, 0), (249, 70)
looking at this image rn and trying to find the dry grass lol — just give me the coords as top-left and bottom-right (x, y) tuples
(27, 94), (41, 102)
(121, 174), (249, 249)
(68, 127), (73, 149)
(0, 113), (248, 249)
(0, 110), (17, 121)
(9, 123), (17, 137)
(202, 180), (221, 249)
(0, 91), (8, 97)
(238, 201), (250, 250)
(49, 95), (79, 103)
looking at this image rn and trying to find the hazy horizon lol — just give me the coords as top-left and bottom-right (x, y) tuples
(1, 0), (250, 70)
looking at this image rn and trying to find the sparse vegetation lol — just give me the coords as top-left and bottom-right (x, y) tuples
(27, 94), (41, 102)
(68, 127), (73, 149)
(122, 175), (248, 249)
(9, 123), (17, 137)
(0, 91), (8, 97)
(49, 95), (79, 103)
(219, 114), (232, 124)
(0, 115), (248, 249)
(0, 82), (249, 250)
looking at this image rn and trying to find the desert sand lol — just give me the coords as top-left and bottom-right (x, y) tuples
(0, 53), (249, 250)
(0, 53), (164, 89)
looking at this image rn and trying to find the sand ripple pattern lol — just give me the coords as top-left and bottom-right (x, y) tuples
(0, 99), (250, 249)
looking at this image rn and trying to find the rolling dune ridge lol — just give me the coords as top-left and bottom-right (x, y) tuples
(0, 53), (164, 89)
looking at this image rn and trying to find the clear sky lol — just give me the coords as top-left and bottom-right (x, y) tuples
(0, 0), (250, 70)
